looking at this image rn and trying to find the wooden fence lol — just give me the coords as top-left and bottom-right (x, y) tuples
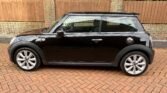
(0, 0), (167, 24)
(55, 0), (111, 19)
(124, 1), (167, 23)
(0, 0), (44, 22)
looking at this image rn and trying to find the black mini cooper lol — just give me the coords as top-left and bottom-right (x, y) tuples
(8, 12), (154, 76)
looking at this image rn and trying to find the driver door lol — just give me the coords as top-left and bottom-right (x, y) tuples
(42, 15), (103, 63)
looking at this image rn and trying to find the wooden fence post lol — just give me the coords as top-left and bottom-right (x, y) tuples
(43, 0), (56, 27)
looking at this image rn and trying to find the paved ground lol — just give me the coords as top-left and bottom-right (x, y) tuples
(0, 43), (167, 93)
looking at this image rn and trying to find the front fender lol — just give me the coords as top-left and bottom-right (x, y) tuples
(8, 41), (47, 65)
(113, 44), (154, 66)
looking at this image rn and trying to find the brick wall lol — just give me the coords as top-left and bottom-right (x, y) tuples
(0, 22), (44, 37)
(144, 24), (167, 40)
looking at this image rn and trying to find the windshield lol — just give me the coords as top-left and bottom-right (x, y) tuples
(46, 16), (65, 33)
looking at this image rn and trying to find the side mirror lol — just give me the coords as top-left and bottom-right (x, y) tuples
(56, 30), (64, 38)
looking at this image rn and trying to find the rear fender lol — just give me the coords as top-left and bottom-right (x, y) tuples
(113, 44), (154, 66)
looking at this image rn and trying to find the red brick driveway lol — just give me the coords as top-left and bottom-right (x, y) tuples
(0, 43), (167, 93)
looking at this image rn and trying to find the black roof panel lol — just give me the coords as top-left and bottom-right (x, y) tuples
(67, 12), (139, 15)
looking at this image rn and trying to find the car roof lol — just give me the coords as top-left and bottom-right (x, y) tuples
(66, 12), (139, 17)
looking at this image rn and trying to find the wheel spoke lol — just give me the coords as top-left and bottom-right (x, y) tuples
(28, 60), (36, 66)
(29, 57), (36, 61)
(137, 62), (146, 66)
(27, 52), (33, 59)
(127, 57), (133, 62)
(26, 62), (29, 69)
(133, 66), (136, 74)
(17, 57), (25, 61)
(136, 56), (143, 63)
(126, 66), (133, 71)
(18, 52), (25, 58)
(133, 55), (137, 61)
(125, 62), (133, 66)
(23, 50), (28, 57)
(20, 61), (26, 66)
(136, 65), (142, 71)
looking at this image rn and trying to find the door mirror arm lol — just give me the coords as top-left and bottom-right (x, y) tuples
(56, 30), (64, 38)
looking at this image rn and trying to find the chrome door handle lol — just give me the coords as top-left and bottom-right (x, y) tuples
(91, 38), (103, 43)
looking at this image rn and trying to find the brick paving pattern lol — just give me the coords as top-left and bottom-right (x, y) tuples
(0, 43), (167, 93)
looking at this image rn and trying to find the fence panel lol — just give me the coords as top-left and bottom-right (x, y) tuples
(55, 0), (111, 19)
(0, 0), (44, 22)
(124, 1), (167, 23)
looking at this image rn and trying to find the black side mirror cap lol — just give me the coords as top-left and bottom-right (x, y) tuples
(56, 30), (64, 38)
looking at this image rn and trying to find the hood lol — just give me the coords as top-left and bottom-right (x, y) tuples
(17, 28), (48, 36)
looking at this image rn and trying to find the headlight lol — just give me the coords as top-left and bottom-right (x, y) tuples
(10, 37), (16, 45)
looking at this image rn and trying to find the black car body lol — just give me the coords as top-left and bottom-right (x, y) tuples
(8, 12), (154, 76)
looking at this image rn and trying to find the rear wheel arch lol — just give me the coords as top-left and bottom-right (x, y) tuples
(114, 44), (153, 66)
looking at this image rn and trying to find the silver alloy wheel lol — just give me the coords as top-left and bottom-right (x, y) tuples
(16, 50), (37, 70)
(124, 54), (146, 75)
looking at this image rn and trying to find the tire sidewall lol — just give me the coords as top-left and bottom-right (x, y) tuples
(14, 47), (41, 71)
(120, 51), (149, 76)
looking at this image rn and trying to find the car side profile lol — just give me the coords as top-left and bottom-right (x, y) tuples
(8, 12), (154, 76)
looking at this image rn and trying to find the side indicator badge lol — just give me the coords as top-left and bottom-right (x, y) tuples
(126, 37), (134, 44)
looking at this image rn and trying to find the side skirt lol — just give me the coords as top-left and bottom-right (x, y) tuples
(46, 61), (117, 67)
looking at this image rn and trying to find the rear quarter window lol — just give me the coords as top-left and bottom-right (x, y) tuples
(101, 17), (138, 32)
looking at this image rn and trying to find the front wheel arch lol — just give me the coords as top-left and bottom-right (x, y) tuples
(9, 41), (46, 65)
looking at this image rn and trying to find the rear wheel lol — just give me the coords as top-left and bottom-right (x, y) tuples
(14, 48), (41, 71)
(120, 51), (149, 76)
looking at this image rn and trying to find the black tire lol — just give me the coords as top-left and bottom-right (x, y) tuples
(14, 47), (41, 71)
(120, 51), (149, 76)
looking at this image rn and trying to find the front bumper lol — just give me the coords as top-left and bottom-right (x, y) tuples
(149, 49), (155, 64)
(8, 44), (16, 63)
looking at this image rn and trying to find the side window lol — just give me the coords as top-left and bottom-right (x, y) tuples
(101, 17), (138, 32)
(60, 16), (101, 32)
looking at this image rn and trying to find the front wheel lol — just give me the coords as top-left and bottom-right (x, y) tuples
(120, 51), (149, 76)
(14, 47), (41, 71)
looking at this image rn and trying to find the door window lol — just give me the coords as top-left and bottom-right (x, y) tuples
(101, 17), (138, 32)
(60, 16), (101, 32)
